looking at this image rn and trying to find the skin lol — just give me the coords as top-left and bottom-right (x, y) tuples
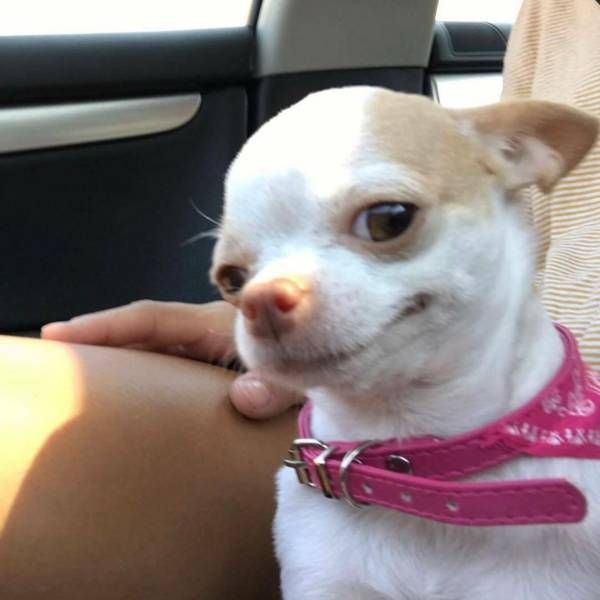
(0, 301), (298, 599)
(41, 300), (301, 419)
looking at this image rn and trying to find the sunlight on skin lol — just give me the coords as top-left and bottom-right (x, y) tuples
(0, 336), (83, 529)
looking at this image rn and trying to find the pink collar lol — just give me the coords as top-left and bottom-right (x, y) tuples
(285, 325), (600, 526)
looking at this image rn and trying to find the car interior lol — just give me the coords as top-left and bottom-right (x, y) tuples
(0, 0), (514, 338)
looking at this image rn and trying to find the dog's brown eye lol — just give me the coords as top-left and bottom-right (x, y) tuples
(216, 265), (248, 295)
(352, 202), (418, 242)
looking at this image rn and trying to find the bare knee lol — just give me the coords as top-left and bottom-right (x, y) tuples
(0, 336), (295, 599)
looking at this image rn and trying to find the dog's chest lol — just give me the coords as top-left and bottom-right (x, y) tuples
(274, 458), (600, 600)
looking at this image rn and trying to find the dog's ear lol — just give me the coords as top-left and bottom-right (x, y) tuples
(451, 101), (598, 193)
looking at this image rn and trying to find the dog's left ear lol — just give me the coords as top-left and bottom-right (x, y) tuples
(451, 101), (598, 193)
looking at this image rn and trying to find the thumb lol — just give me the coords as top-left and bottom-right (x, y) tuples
(229, 373), (304, 419)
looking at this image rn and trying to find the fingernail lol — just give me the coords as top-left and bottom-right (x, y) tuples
(236, 378), (273, 410)
(41, 322), (67, 334)
(70, 314), (91, 322)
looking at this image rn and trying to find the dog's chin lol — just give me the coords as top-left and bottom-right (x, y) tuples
(238, 341), (368, 389)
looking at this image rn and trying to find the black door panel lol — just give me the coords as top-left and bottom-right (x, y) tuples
(0, 28), (253, 105)
(1, 28), (251, 333)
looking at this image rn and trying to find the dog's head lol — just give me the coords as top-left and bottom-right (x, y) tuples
(211, 88), (597, 393)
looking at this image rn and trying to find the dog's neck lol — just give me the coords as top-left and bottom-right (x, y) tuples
(309, 211), (565, 443)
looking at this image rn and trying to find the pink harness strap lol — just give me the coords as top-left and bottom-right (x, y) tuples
(285, 325), (600, 526)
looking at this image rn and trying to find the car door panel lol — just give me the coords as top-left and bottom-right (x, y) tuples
(1, 29), (251, 333)
(0, 28), (252, 104)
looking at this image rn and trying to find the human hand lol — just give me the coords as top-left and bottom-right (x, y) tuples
(42, 300), (302, 419)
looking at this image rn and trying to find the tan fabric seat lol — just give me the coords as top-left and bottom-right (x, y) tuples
(502, 0), (600, 367)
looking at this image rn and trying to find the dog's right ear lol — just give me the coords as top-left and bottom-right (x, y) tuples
(451, 101), (598, 193)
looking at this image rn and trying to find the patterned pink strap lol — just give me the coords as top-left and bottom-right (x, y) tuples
(297, 402), (523, 481)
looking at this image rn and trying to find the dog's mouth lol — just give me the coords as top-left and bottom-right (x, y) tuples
(392, 292), (432, 323)
(264, 292), (433, 373)
(272, 343), (368, 372)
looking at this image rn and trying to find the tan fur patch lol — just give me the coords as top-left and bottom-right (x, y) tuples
(363, 90), (496, 216)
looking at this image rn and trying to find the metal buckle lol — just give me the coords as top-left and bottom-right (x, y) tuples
(339, 440), (378, 508)
(284, 438), (337, 499)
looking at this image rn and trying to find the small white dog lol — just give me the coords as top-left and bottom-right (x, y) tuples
(211, 88), (600, 599)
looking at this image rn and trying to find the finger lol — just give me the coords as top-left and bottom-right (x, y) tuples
(229, 373), (304, 419)
(41, 301), (237, 363)
(125, 341), (239, 367)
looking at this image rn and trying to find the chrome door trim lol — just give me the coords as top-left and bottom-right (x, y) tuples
(0, 94), (201, 154)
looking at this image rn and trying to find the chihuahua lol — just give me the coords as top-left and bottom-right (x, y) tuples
(211, 88), (599, 599)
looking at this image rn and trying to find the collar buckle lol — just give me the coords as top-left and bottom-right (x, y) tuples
(284, 438), (337, 498)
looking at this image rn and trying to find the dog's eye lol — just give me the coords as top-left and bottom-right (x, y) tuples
(215, 265), (248, 295)
(352, 202), (418, 242)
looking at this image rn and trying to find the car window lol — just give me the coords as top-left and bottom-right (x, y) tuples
(1, 0), (252, 36)
(436, 0), (522, 23)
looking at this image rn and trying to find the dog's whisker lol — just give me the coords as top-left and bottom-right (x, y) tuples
(179, 228), (220, 247)
(189, 198), (222, 227)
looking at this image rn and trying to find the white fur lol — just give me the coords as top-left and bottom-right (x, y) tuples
(215, 87), (600, 599)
